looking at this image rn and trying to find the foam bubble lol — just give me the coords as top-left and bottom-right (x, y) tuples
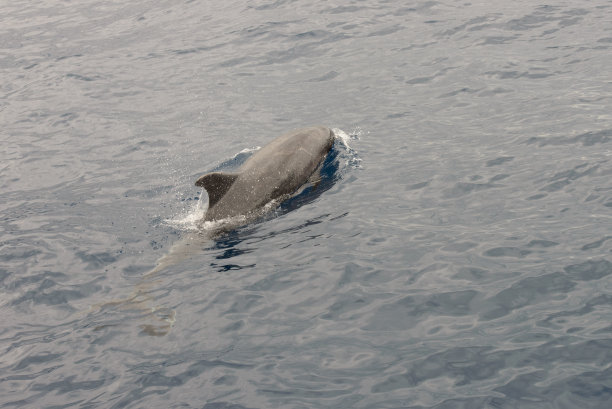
(164, 190), (208, 231)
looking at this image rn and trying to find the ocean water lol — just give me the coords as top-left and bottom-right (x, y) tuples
(2, 0), (612, 408)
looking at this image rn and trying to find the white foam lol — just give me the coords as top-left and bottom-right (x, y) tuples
(164, 190), (208, 231)
(240, 146), (261, 154)
(332, 127), (362, 168)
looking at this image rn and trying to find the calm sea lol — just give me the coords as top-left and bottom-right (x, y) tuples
(2, 1), (611, 408)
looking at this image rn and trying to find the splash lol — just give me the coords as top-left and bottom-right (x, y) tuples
(163, 192), (208, 231)
(332, 127), (362, 168)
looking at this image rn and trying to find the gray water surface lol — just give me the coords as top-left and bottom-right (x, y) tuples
(2, 1), (612, 408)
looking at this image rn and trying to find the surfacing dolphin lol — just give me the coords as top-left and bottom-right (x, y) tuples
(196, 126), (334, 224)
(88, 127), (335, 336)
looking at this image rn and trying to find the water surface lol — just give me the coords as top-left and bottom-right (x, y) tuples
(2, 1), (612, 408)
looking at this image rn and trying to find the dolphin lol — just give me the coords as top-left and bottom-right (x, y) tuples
(195, 126), (334, 223)
(87, 127), (335, 335)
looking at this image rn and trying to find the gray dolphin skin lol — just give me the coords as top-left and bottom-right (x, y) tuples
(195, 126), (334, 222)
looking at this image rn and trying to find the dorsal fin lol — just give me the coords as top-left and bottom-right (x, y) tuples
(195, 172), (239, 208)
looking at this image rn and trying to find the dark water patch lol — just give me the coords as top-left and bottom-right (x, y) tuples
(213, 375), (238, 386)
(295, 29), (329, 40)
(477, 87), (512, 97)
(393, 1), (440, 16)
(11, 276), (102, 308)
(257, 32), (347, 65)
(215, 247), (254, 259)
(441, 241), (477, 253)
(386, 111), (410, 119)
(406, 181), (429, 190)
(540, 163), (599, 193)
(307, 70), (339, 82)
(224, 294), (263, 315)
(0, 247), (43, 263)
(538, 294), (612, 329)
(65, 73), (97, 82)
(494, 365), (612, 407)
(324, 5), (366, 14)
(406, 263), (450, 285)
(219, 56), (250, 68)
(410, 396), (496, 409)
(336, 262), (387, 288)
(76, 251), (118, 270)
(364, 290), (479, 331)
(121, 264), (152, 275)
(12, 352), (63, 371)
(56, 54), (83, 61)
(486, 156), (514, 167)
(489, 173), (510, 182)
(252, 0), (296, 11)
(375, 338), (612, 398)
(480, 271), (575, 319)
(452, 266), (489, 281)
(527, 129), (612, 146)
(5, 270), (68, 291)
(438, 87), (481, 98)
(31, 375), (107, 393)
(52, 112), (79, 126)
(439, 16), (494, 37)
(509, 332), (553, 344)
(480, 260), (611, 320)
(320, 292), (370, 321)
(406, 76), (433, 85)
(581, 236), (612, 250)
(0, 268), (10, 286)
(443, 182), (499, 198)
(484, 69), (554, 79)
(368, 25), (404, 37)
(245, 271), (299, 292)
(558, 16), (583, 28)
(372, 346), (498, 392)
(564, 259), (611, 281)
(526, 239), (558, 248)
(481, 35), (519, 45)
(238, 21), (291, 40)
(203, 403), (256, 409)
(222, 320), (244, 333)
(526, 193), (547, 200)
(172, 44), (223, 55)
(210, 262), (256, 272)
(504, 6), (563, 31)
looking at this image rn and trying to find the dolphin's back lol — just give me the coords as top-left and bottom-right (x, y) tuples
(196, 126), (334, 222)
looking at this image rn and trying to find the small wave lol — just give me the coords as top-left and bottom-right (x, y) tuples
(210, 146), (261, 172)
